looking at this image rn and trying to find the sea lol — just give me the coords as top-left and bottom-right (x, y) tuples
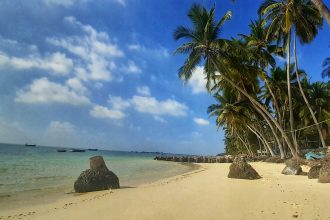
(0, 143), (195, 211)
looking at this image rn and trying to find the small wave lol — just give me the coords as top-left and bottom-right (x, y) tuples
(34, 176), (68, 181)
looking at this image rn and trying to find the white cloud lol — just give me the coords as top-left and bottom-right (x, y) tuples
(114, 0), (126, 6)
(131, 95), (187, 117)
(90, 105), (125, 120)
(108, 95), (131, 110)
(136, 86), (150, 96)
(127, 43), (169, 58)
(154, 116), (167, 123)
(193, 117), (210, 126)
(188, 66), (207, 94)
(43, 121), (80, 147)
(122, 60), (142, 74)
(0, 51), (73, 76)
(15, 77), (90, 105)
(0, 117), (27, 144)
(43, 0), (89, 7)
(47, 16), (124, 82)
(66, 77), (87, 94)
(48, 121), (75, 134)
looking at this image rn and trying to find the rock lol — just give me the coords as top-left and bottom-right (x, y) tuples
(318, 156), (330, 183)
(281, 166), (302, 175)
(228, 157), (261, 180)
(74, 156), (120, 192)
(285, 158), (300, 167)
(281, 159), (302, 175)
(308, 164), (322, 179)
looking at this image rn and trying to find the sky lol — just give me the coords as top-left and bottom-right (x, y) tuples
(0, 0), (329, 155)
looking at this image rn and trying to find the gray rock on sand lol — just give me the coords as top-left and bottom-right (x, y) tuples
(281, 159), (302, 175)
(228, 156), (261, 180)
(74, 156), (120, 192)
(318, 156), (330, 183)
(308, 164), (322, 179)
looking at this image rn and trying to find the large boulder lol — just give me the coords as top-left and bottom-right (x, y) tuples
(281, 159), (302, 175)
(319, 156), (330, 183)
(228, 157), (261, 180)
(74, 156), (120, 192)
(308, 164), (322, 179)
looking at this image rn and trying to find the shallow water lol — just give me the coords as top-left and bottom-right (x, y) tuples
(0, 143), (194, 210)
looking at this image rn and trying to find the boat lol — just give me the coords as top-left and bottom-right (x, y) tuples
(25, 143), (36, 147)
(57, 149), (67, 152)
(87, 148), (98, 151)
(69, 149), (86, 152)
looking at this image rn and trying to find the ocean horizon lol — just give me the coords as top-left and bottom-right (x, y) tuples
(0, 143), (196, 211)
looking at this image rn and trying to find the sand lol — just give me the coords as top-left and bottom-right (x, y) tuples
(1, 162), (330, 220)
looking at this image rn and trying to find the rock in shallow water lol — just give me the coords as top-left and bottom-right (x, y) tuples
(74, 156), (120, 192)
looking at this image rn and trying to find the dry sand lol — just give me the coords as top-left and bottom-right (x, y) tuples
(1, 162), (330, 220)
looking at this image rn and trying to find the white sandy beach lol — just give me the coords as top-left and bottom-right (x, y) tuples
(1, 162), (330, 220)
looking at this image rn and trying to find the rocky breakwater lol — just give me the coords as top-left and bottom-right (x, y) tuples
(154, 155), (234, 163)
(74, 156), (120, 193)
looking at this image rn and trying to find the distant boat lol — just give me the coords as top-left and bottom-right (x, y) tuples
(25, 143), (36, 147)
(87, 148), (98, 151)
(69, 149), (85, 152)
(57, 149), (67, 152)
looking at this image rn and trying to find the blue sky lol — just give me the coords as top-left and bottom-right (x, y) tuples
(0, 0), (329, 155)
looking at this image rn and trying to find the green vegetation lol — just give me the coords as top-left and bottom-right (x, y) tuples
(174, 2), (330, 158)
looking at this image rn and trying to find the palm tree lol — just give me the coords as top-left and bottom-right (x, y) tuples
(208, 91), (275, 156)
(174, 3), (297, 157)
(242, 18), (286, 157)
(258, 0), (298, 151)
(311, 0), (330, 25)
(259, 0), (324, 150)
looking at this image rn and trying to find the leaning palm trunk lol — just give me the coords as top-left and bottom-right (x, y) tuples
(237, 134), (253, 156)
(293, 31), (327, 149)
(264, 78), (282, 123)
(247, 125), (275, 156)
(212, 59), (297, 157)
(311, 0), (330, 26)
(250, 101), (285, 158)
(286, 30), (299, 152)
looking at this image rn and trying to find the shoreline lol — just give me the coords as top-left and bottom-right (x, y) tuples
(2, 162), (330, 220)
(0, 161), (199, 213)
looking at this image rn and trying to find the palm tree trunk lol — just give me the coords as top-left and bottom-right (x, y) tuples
(264, 78), (282, 123)
(293, 31), (327, 149)
(251, 102), (285, 158)
(286, 30), (299, 153)
(212, 59), (297, 157)
(311, 0), (330, 26)
(243, 131), (254, 156)
(247, 125), (275, 156)
(237, 134), (253, 156)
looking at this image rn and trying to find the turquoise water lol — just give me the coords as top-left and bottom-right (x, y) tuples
(0, 143), (194, 210)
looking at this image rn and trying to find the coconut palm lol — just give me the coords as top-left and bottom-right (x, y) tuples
(259, 0), (324, 150)
(311, 0), (330, 25)
(174, 3), (297, 157)
(208, 91), (275, 156)
(300, 82), (330, 139)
